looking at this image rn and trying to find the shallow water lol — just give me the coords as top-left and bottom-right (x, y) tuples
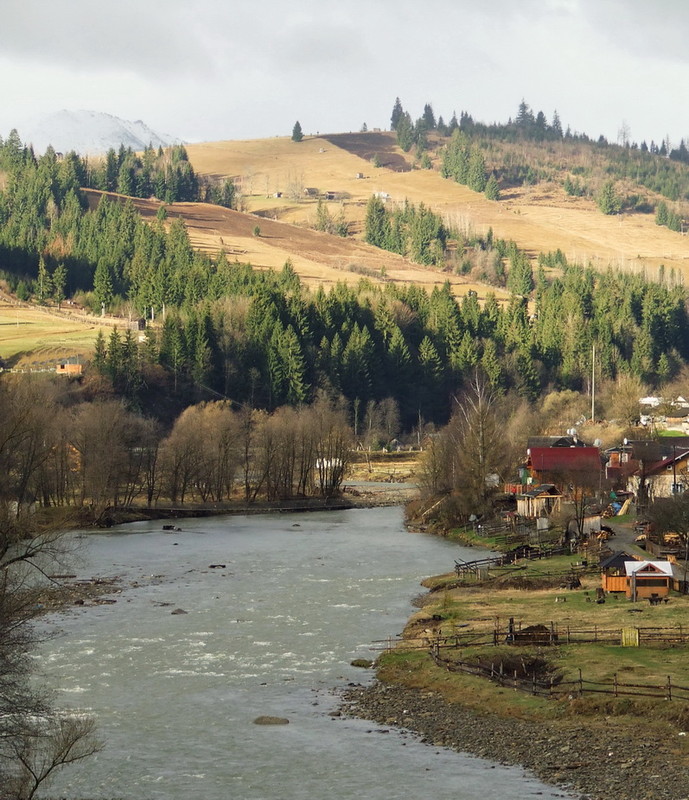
(40, 507), (573, 799)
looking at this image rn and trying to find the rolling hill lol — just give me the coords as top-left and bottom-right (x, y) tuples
(183, 131), (689, 284)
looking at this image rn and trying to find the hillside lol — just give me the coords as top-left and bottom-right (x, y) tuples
(83, 189), (508, 303)
(185, 132), (689, 282)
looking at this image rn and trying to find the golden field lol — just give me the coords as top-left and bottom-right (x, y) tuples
(184, 131), (689, 284)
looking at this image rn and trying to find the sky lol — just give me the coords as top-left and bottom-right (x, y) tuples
(2, 0), (689, 148)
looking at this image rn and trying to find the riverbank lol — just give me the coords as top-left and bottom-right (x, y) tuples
(340, 681), (685, 800)
(96, 484), (418, 527)
(339, 516), (689, 800)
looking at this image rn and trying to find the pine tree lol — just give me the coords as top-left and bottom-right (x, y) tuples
(93, 329), (107, 374)
(596, 181), (621, 215)
(390, 97), (404, 131)
(467, 149), (487, 193)
(93, 258), (114, 311)
(422, 103), (436, 130)
(484, 174), (500, 201)
(291, 121), (304, 142)
(395, 112), (415, 152)
(655, 201), (669, 226)
(364, 195), (391, 248)
(52, 263), (67, 308)
(35, 257), (51, 303)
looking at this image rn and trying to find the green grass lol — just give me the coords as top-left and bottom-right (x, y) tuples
(0, 304), (106, 363)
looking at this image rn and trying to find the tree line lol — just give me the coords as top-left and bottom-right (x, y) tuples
(84, 253), (689, 431)
(389, 97), (689, 215)
(0, 377), (352, 521)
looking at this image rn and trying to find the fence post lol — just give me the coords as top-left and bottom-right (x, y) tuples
(567, 626), (571, 645)
(532, 671), (537, 695)
(667, 675), (672, 701)
(614, 673), (618, 697)
(578, 668), (583, 697)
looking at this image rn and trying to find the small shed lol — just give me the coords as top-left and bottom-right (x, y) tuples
(56, 362), (83, 376)
(515, 484), (561, 518)
(625, 560), (674, 600)
(600, 551), (638, 593)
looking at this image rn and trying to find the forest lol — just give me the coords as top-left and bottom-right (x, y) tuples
(391, 97), (689, 214)
(1, 129), (689, 430)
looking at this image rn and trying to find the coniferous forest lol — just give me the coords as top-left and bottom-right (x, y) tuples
(1, 127), (689, 431)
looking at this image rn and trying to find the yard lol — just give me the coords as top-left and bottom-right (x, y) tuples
(389, 554), (689, 722)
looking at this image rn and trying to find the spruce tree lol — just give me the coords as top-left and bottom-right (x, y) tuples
(390, 97), (404, 131)
(484, 175), (500, 201)
(291, 121), (304, 142)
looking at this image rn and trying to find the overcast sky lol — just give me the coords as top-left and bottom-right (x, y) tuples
(2, 0), (688, 147)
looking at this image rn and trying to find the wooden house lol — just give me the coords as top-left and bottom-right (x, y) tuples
(600, 551), (638, 593)
(624, 560), (675, 600)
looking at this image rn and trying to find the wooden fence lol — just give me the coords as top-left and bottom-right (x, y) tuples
(430, 651), (689, 702)
(373, 623), (689, 652)
(454, 550), (593, 579)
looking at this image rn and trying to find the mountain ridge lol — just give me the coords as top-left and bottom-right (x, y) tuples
(17, 109), (182, 155)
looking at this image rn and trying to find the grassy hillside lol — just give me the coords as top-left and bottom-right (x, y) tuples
(185, 132), (689, 283)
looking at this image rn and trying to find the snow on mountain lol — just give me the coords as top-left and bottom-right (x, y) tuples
(18, 110), (183, 155)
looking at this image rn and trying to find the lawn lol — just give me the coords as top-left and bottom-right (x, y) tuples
(0, 302), (107, 364)
(410, 563), (689, 693)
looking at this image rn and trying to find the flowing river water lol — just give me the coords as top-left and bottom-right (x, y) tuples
(39, 507), (573, 799)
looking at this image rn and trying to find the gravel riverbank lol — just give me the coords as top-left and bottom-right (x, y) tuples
(340, 681), (689, 800)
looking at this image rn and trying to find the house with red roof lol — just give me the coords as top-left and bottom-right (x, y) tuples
(526, 447), (603, 484)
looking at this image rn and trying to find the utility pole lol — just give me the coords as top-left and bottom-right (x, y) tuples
(591, 343), (596, 421)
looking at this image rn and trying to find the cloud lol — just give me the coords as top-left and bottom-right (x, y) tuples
(0, 0), (215, 78)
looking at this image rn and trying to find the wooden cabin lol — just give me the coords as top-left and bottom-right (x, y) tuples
(625, 560), (674, 600)
(600, 551), (638, 593)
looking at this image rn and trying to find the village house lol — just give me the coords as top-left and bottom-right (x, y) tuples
(626, 446), (689, 500)
(600, 550), (638, 593)
(625, 560), (677, 601)
(525, 446), (603, 490)
(601, 552), (687, 599)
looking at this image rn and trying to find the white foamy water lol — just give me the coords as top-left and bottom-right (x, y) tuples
(38, 507), (574, 800)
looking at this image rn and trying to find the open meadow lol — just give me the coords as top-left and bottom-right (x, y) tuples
(185, 131), (689, 283)
(0, 298), (109, 366)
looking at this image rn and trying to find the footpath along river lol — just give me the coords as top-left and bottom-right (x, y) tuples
(40, 506), (575, 800)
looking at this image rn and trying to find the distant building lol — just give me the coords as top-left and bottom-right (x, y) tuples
(56, 362), (83, 376)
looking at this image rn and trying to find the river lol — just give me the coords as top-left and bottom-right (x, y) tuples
(40, 507), (573, 799)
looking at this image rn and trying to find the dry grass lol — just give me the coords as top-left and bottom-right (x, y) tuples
(186, 133), (689, 284)
(410, 565), (689, 692)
